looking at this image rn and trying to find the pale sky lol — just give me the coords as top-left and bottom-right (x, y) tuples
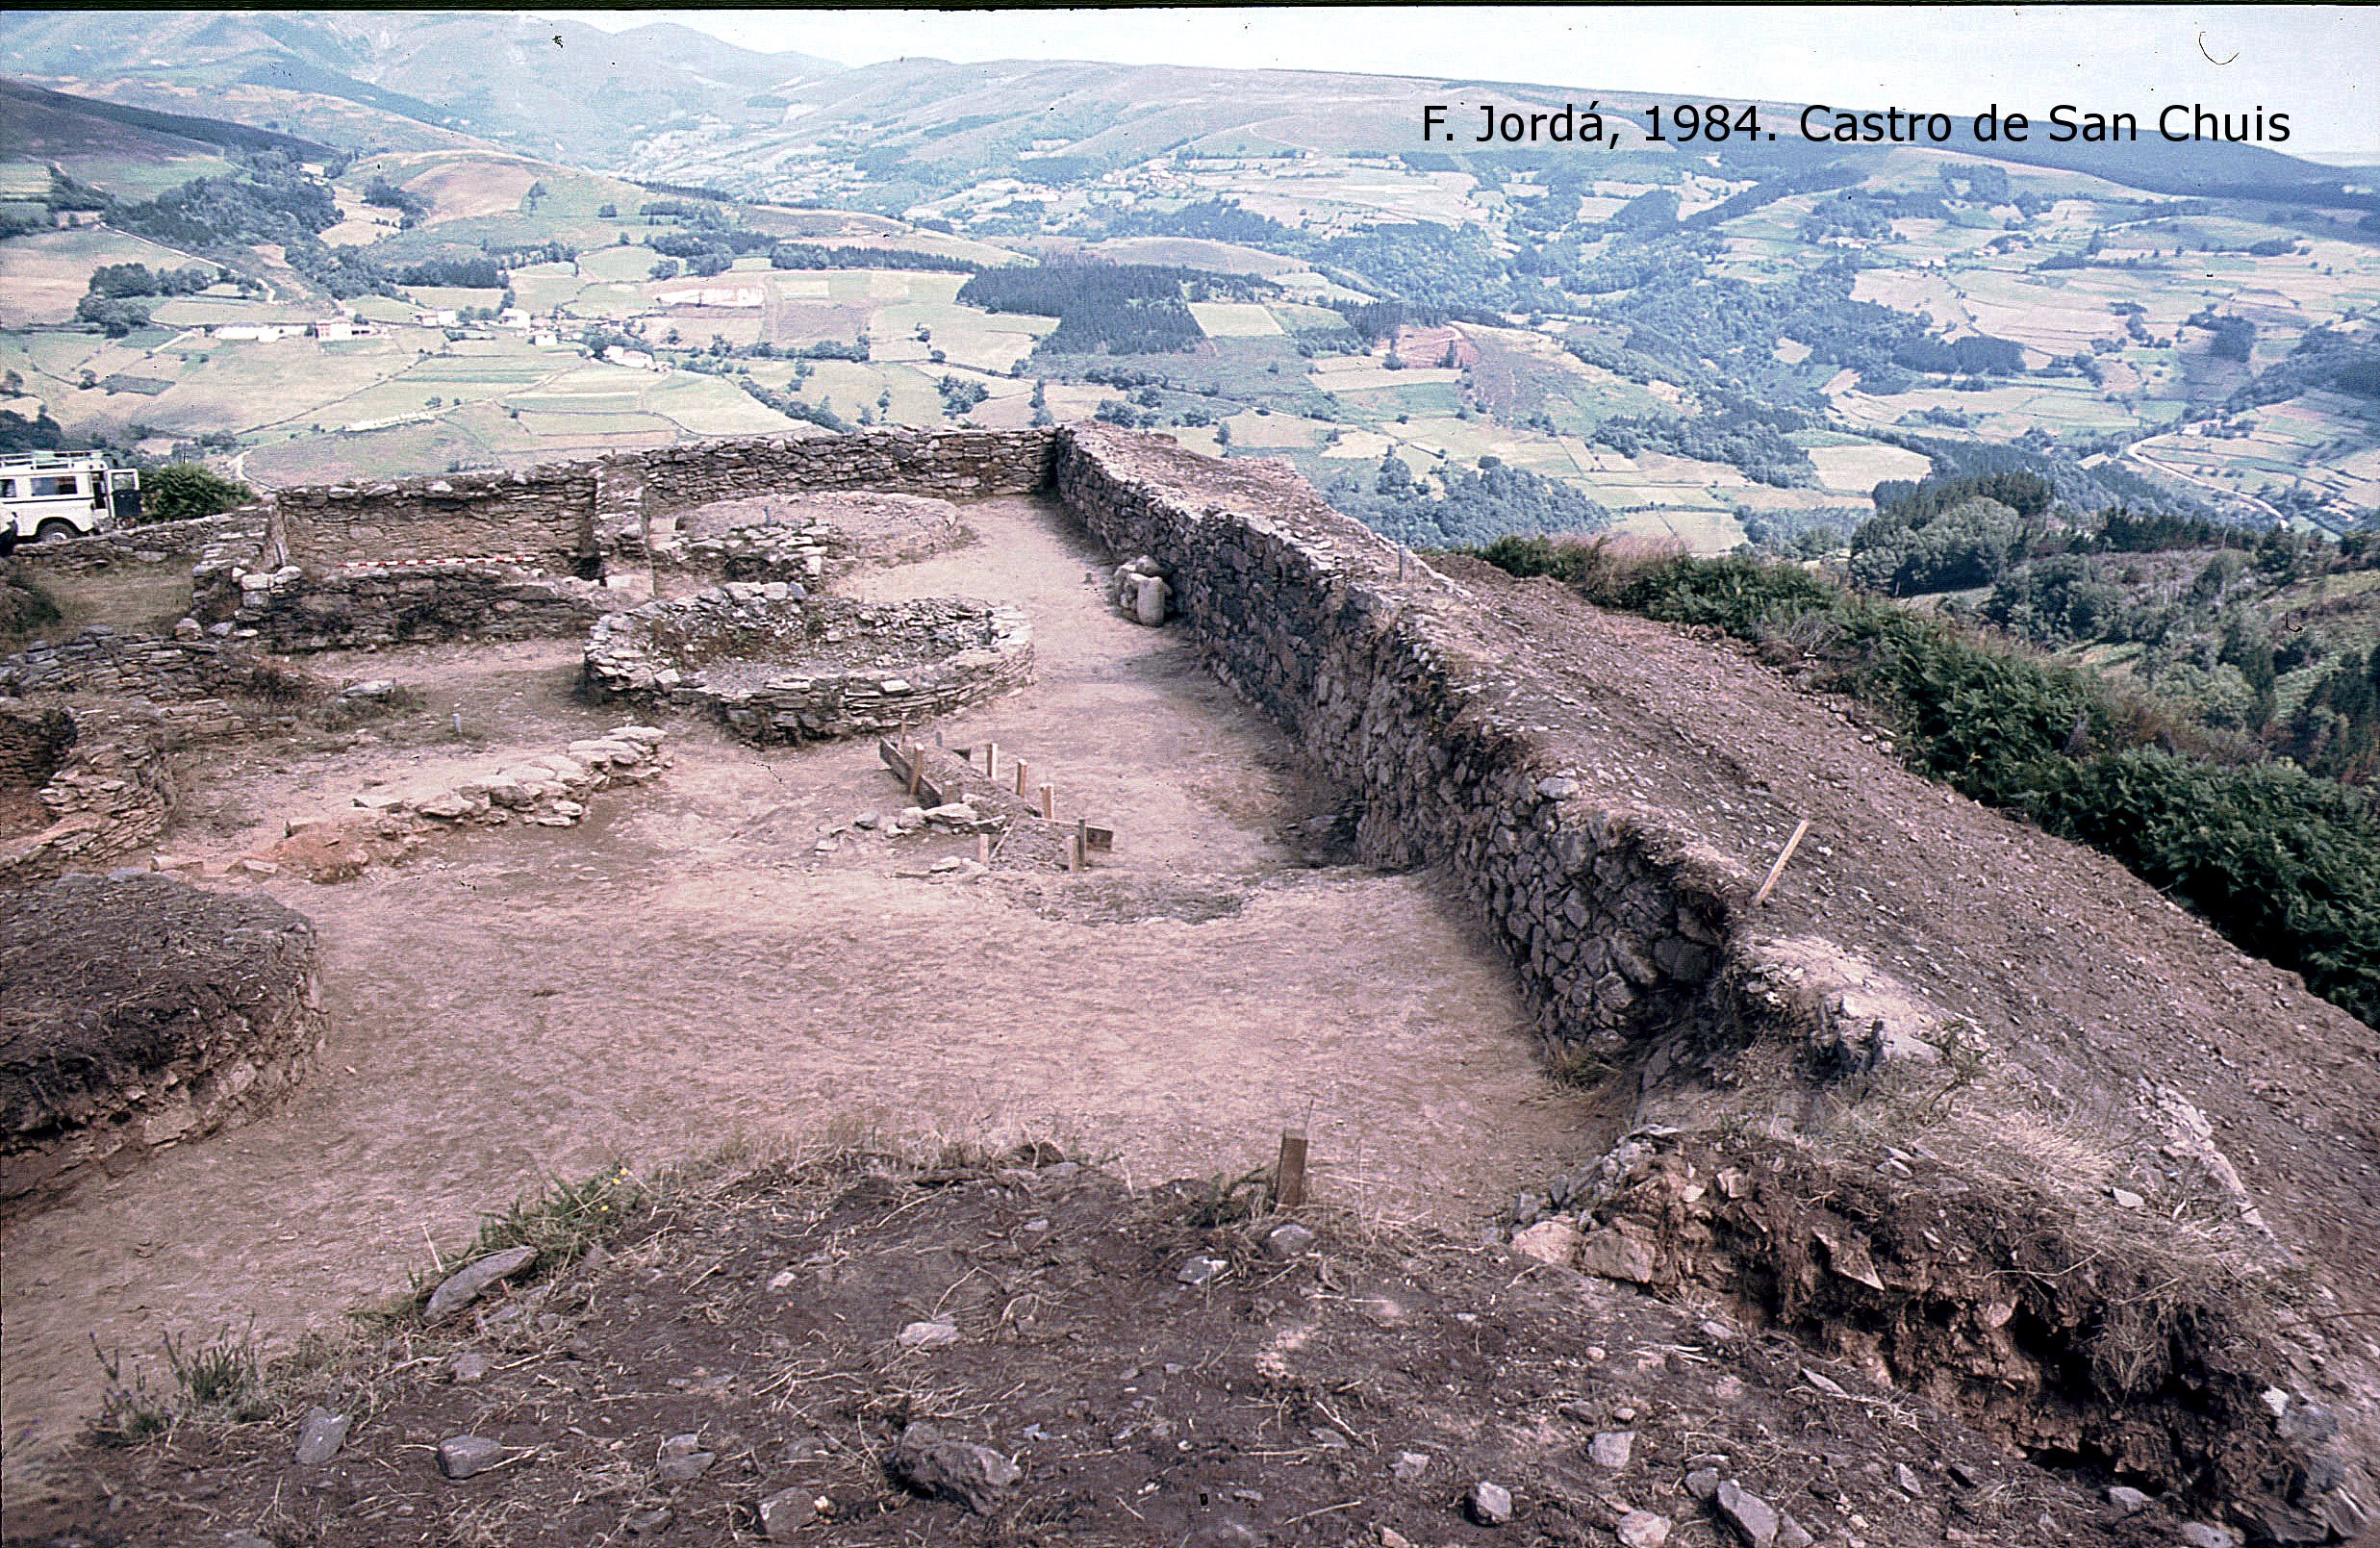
(541, 6), (2378, 159)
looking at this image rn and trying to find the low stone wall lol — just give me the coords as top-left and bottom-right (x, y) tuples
(0, 624), (310, 702)
(0, 874), (323, 1222)
(656, 491), (974, 585)
(197, 560), (611, 652)
(629, 429), (1054, 527)
(584, 585), (1032, 744)
(0, 700), (74, 796)
(1049, 425), (1745, 1057)
(6, 507), (268, 574)
(272, 467), (598, 573)
(0, 702), (175, 888)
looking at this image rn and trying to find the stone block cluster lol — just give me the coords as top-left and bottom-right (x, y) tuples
(584, 586), (1031, 745)
(0, 702), (175, 888)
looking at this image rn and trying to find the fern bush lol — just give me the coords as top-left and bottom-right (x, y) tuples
(1471, 546), (2380, 1026)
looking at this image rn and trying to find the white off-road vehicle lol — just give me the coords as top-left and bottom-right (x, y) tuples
(0, 451), (142, 551)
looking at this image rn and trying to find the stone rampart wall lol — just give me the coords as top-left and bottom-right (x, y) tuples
(627, 429), (1055, 529)
(1050, 425), (1748, 1057)
(2, 626), (260, 701)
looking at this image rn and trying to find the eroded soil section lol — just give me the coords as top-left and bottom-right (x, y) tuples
(7, 1156), (2191, 1548)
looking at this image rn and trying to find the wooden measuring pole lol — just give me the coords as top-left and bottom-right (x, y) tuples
(983, 742), (1000, 779)
(905, 740), (925, 798)
(1067, 831), (1082, 872)
(1014, 759), (1030, 798)
(1038, 784), (1054, 819)
(1274, 1129), (1308, 1210)
(1751, 818), (1811, 907)
(1076, 818), (1088, 867)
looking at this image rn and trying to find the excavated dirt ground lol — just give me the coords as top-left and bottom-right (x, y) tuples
(5, 1154), (2204, 1548)
(0, 498), (1598, 1486)
(5, 481), (2377, 1539)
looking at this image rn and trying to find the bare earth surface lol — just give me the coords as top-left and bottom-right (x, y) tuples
(4, 1155), (2190, 1548)
(1, 498), (1597, 1478)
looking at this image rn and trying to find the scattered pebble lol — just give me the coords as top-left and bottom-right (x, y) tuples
(1616, 1510), (1672, 1548)
(1176, 1255), (1226, 1286)
(1715, 1480), (1779, 1548)
(1466, 1480), (1513, 1526)
(436, 1434), (504, 1481)
(1589, 1430), (1635, 1469)
(292, 1407), (349, 1466)
(1264, 1222), (1315, 1259)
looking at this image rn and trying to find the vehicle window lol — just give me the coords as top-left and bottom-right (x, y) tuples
(0, 479), (15, 499)
(31, 475), (79, 497)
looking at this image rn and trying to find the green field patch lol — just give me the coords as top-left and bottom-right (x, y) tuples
(1221, 410), (1329, 448)
(577, 244), (664, 283)
(1089, 236), (1302, 276)
(241, 419), (503, 486)
(0, 226), (208, 326)
(54, 151), (235, 200)
(1807, 443), (1932, 495)
(1332, 380), (1465, 418)
(1189, 301), (1283, 338)
(514, 409), (678, 437)
(643, 375), (801, 437)
(0, 162), (47, 198)
(509, 263), (587, 313)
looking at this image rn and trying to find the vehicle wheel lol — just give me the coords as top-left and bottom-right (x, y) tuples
(33, 520), (81, 544)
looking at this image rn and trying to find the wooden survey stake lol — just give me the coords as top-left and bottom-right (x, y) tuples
(1274, 1129), (1308, 1209)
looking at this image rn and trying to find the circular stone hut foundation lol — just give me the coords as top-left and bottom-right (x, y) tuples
(581, 584), (1032, 743)
(657, 490), (973, 584)
(1, 874), (325, 1223)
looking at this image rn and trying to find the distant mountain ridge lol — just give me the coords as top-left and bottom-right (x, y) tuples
(0, 10), (839, 161)
(2, 10), (2364, 208)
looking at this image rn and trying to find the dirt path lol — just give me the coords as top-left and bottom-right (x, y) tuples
(2, 497), (1597, 1476)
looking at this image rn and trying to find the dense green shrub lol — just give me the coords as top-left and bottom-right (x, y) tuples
(140, 464), (253, 523)
(1471, 546), (2380, 1025)
(2027, 752), (2379, 1023)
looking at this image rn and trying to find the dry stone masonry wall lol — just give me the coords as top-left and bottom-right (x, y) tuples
(199, 561), (612, 651)
(7, 507), (269, 575)
(585, 586), (1031, 745)
(272, 467), (598, 573)
(0, 703), (175, 888)
(1050, 425), (1746, 1058)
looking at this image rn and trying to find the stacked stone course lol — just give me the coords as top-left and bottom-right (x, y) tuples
(1049, 425), (1749, 1057)
(198, 561), (610, 651)
(6, 507), (267, 574)
(585, 587), (1031, 745)
(0, 702), (176, 889)
(0, 875), (324, 1222)
(272, 467), (597, 572)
